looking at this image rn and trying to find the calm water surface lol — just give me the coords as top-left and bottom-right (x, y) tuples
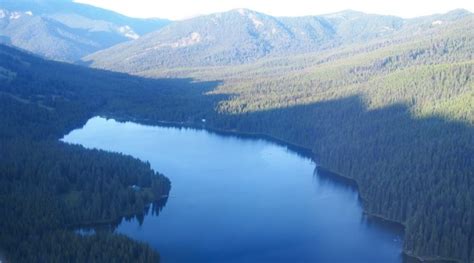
(63, 117), (404, 263)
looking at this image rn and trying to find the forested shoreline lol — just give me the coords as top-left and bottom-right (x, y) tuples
(103, 112), (471, 263)
(100, 103), (472, 263)
(87, 16), (473, 262)
(0, 45), (173, 262)
(0, 12), (473, 261)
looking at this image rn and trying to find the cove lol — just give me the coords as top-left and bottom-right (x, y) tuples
(62, 116), (405, 263)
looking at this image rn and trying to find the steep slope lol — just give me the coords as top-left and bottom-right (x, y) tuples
(0, 0), (170, 61)
(1, 0), (169, 35)
(0, 10), (127, 61)
(84, 9), (407, 71)
(98, 13), (473, 262)
(0, 44), (181, 261)
(84, 9), (472, 72)
(1, 7), (473, 262)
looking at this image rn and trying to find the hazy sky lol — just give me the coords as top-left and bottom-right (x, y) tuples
(75, 0), (474, 20)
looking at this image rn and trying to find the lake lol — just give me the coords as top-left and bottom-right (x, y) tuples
(63, 116), (405, 263)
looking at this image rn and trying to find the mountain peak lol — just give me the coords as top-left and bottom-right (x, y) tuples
(230, 8), (260, 16)
(322, 9), (366, 18)
(443, 8), (472, 18)
(85, 8), (471, 71)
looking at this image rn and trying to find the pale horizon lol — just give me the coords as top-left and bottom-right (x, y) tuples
(74, 0), (474, 20)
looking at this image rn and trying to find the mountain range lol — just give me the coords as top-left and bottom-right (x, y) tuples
(0, 0), (169, 61)
(1, 1), (471, 68)
(84, 8), (472, 72)
(81, 9), (474, 262)
(0, 3), (473, 262)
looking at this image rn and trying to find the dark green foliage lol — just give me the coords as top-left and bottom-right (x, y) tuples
(1, 9), (473, 261)
(86, 12), (473, 262)
(11, 231), (160, 263)
(0, 139), (169, 262)
(0, 45), (175, 262)
(203, 98), (473, 263)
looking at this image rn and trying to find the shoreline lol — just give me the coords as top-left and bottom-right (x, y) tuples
(90, 114), (462, 263)
(100, 114), (315, 160)
(68, 195), (169, 230)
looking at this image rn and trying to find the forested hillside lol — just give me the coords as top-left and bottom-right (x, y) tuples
(0, 45), (179, 262)
(85, 9), (471, 71)
(86, 12), (473, 262)
(1, 7), (473, 263)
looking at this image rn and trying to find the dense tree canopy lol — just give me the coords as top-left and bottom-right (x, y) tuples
(88, 15), (474, 262)
(0, 13), (472, 262)
(0, 45), (173, 262)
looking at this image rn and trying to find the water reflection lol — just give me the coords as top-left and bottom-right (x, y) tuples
(314, 167), (420, 263)
(75, 198), (169, 235)
(65, 117), (406, 263)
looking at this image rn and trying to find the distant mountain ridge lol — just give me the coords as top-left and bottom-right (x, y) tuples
(0, 5), (473, 263)
(84, 8), (473, 72)
(0, 0), (170, 61)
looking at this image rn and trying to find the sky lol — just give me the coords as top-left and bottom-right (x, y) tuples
(74, 0), (474, 20)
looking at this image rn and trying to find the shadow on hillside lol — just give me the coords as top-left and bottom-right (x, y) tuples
(71, 62), (473, 262)
(200, 95), (472, 262)
(3, 43), (470, 261)
(0, 44), (228, 140)
(112, 87), (472, 262)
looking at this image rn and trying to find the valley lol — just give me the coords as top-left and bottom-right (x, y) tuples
(84, 9), (473, 262)
(0, 1), (473, 262)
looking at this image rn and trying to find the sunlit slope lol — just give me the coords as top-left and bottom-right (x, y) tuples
(140, 15), (473, 125)
(12, 7), (473, 262)
(85, 9), (471, 72)
(130, 14), (474, 262)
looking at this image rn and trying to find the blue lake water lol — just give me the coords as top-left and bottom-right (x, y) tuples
(63, 116), (405, 263)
